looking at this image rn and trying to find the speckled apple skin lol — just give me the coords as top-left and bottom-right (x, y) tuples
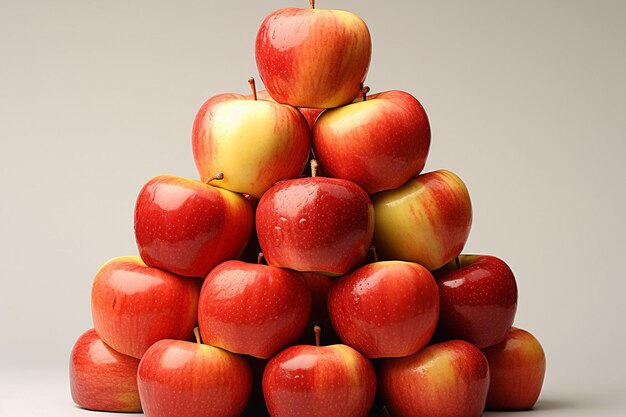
(256, 177), (375, 276)
(192, 93), (310, 198)
(433, 255), (518, 348)
(134, 174), (254, 278)
(91, 256), (200, 359)
(372, 170), (472, 270)
(263, 343), (376, 417)
(256, 7), (371, 109)
(313, 90), (431, 194)
(328, 261), (439, 358)
(137, 339), (252, 417)
(69, 329), (141, 412)
(198, 260), (312, 359)
(482, 327), (546, 410)
(379, 340), (490, 417)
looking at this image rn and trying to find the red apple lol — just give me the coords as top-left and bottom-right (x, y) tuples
(379, 340), (490, 417)
(134, 174), (254, 278)
(192, 79), (310, 198)
(256, 167), (375, 275)
(255, 2), (371, 108)
(372, 169), (472, 270)
(432, 255), (518, 348)
(91, 256), (200, 359)
(137, 331), (253, 417)
(313, 90), (430, 194)
(69, 329), (141, 412)
(263, 327), (377, 417)
(198, 260), (312, 359)
(482, 327), (546, 410)
(328, 261), (439, 358)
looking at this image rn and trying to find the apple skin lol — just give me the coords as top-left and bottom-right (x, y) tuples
(372, 169), (472, 271)
(432, 255), (518, 348)
(312, 90), (431, 194)
(137, 339), (253, 417)
(262, 342), (377, 417)
(256, 6), (371, 108)
(69, 329), (141, 412)
(254, 89), (323, 129)
(482, 327), (546, 410)
(328, 261), (439, 358)
(198, 260), (312, 359)
(134, 174), (254, 278)
(379, 340), (490, 417)
(192, 92), (310, 198)
(256, 177), (375, 276)
(91, 256), (200, 359)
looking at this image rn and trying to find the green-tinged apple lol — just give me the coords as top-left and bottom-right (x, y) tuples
(137, 329), (252, 417)
(256, 1), (371, 108)
(256, 161), (375, 275)
(69, 329), (141, 412)
(313, 89), (430, 194)
(482, 327), (546, 410)
(372, 170), (472, 270)
(134, 174), (254, 278)
(263, 327), (377, 417)
(328, 261), (439, 358)
(379, 340), (490, 417)
(198, 260), (312, 359)
(91, 256), (200, 359)
(192, 78), (310, 198)
(433, 255), (518, 348)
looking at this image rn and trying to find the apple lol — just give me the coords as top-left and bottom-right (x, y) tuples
(255, 1), (371, 108)
(482, 327), (546, 410)
(256, 162), (375, 275)
(137, 330), (253, 417)
(262, 327), (377, 417)
(432, 255), (518, 348)
(378, 340), (490, 417)
(372, 169), (472, 270)
(198, 260), (312, 359)
(312, 89), (430, 194)
(69, 328), (141, 412)
(328, 261), (439, 358)
(192, 78), (310, 198)
(91, 256), (200, 359)
(134, 174), (254, 278)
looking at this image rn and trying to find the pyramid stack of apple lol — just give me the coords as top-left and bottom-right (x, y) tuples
(69, 2), (547, 417)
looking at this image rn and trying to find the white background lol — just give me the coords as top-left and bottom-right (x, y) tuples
(1, 0), (625, 416)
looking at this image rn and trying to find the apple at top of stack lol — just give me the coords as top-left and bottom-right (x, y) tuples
(256, 0), (372, 109)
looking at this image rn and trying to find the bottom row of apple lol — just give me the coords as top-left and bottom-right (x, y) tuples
(70, 324), (545, 417)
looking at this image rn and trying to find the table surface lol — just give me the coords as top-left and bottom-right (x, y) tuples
(1, 370), (624, 417)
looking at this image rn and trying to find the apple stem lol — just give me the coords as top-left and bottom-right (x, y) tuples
(309, 0), (315, 9)
(314, 325), (321, 347)
(361, 85), (371, 101)
(369, 245), (379, 262)
(205, 172), (224, 184)
(455, 256), (461, 269)
(310, 159), (319, 177)
(193, 327), (203, 345)
(248, 77), (258, 101)
(257, 252), (265, 264)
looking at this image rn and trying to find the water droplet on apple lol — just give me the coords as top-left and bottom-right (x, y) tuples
(273, 226), (283, 244)
(298, 218), (308, 229)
